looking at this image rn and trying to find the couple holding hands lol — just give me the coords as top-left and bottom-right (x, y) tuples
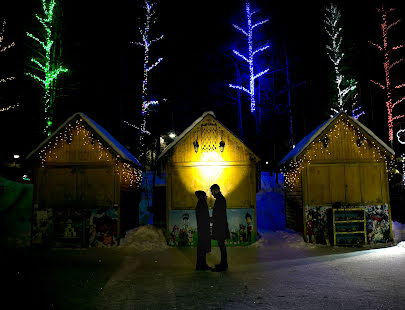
(195, 184), (230, 272)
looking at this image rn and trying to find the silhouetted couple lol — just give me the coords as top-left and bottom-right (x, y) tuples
(195, 184), (230, 272)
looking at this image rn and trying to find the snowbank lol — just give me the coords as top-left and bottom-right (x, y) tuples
(119, 225), (169, 252)
(397, 241), (405, 248)
(392, 221), (405, 243)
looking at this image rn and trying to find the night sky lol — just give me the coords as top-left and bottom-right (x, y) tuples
(1, 0), (405, 165)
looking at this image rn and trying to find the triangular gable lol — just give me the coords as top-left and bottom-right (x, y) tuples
(279, 111), (394, 166)
(26, 112), (143, 169)
(157, 111), (260, 162)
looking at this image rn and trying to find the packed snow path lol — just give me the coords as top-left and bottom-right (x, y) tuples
(4, 231), (405, 310)
(95, 241), (405, 310)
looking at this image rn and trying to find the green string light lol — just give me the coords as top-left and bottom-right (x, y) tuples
(26, 0), (68, 136)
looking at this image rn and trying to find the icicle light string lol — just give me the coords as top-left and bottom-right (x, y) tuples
(38, 119), (142, 188)
(282, 117), (391, 188)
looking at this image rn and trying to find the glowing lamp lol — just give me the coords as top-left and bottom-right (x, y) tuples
(14, 154), (20, 159)
(169, 132), (176, 139)
(193, 140), (199, 153)
(219, 140), (225, 152)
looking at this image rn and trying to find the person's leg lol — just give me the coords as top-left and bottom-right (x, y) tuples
(196, 245), (203, 269)
(217, 239), (228, 268)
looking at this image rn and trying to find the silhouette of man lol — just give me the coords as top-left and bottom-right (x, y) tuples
(210, 184), (230, 272)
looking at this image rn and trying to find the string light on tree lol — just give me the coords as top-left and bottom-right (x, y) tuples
(369, 5), (405, 144)
(131, 0), (163, 161)
(229, 0), (270, 113)
(324, 3), (357, 116)
(26, 0), (68, 136)
(0, 19), (18, 113)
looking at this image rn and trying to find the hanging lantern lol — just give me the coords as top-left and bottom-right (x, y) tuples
(219, 140), (225, 152)
(193, 140), (199, 153)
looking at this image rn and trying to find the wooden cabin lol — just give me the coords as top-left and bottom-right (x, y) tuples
(157, 111), (260, 246)
(279, 112), (395, 246)
(26, 112), (143, 248)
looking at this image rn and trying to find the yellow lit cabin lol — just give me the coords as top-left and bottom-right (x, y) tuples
(158, 111), (260, 246)
(26, 112), (143, 247)
(279, 112), (394, 246)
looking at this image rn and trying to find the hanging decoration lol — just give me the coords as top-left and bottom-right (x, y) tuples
(396, 129), (405, 145)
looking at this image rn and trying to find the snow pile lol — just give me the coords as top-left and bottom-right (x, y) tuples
(392, 221), (405, 243)
(397, 241), (405, 248)
(250, 229), (308, 249)
(119, 225), (169, 252)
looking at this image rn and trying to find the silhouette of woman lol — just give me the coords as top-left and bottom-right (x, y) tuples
(195, 190), (212, 270)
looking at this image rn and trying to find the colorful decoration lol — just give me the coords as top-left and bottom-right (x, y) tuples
(26, 0), (68, 136)
(324, 3), (357, 115)
(229, 0), (270, 113)
(168, 208), (255, 247)
(365, 204), (390, 243)
(0, 19), (18, 113)
(305, 205), (391, 245)
(369, 5), (405, 142)
(305, 206), (330, 244)
(89, 208), (118, 248)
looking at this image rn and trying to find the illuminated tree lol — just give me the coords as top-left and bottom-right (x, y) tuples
(131, 0), (164, 161)
(229, 0), (270, 114)
(0, 20), (18, 112)
(26, 0), (68, 136)
(369, 5), (405, 144)
(324, 3), (357, 116)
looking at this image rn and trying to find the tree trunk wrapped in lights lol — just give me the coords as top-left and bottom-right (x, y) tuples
(324, 3), (357, 116)
(229, 0), (270, 115)
(131, 0), (163, 163)
(0, 19), (18, 112)
(26, 0), (68, 137)
(369, 5), (405, 144)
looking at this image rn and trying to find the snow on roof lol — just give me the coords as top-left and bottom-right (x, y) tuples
(278, 111), (394, 167)
(157, 111), (260, 161)
(26, 112), (143, 169)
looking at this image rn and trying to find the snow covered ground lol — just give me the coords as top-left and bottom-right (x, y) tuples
(93, 225), (405, 310)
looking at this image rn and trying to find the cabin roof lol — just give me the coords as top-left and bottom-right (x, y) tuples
(26, 112), (143, 169)
(157, 111), (260, 161)
(278, 111), (395, 167)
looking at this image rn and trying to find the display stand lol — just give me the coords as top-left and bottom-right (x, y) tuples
(333, 208), (367, 246)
